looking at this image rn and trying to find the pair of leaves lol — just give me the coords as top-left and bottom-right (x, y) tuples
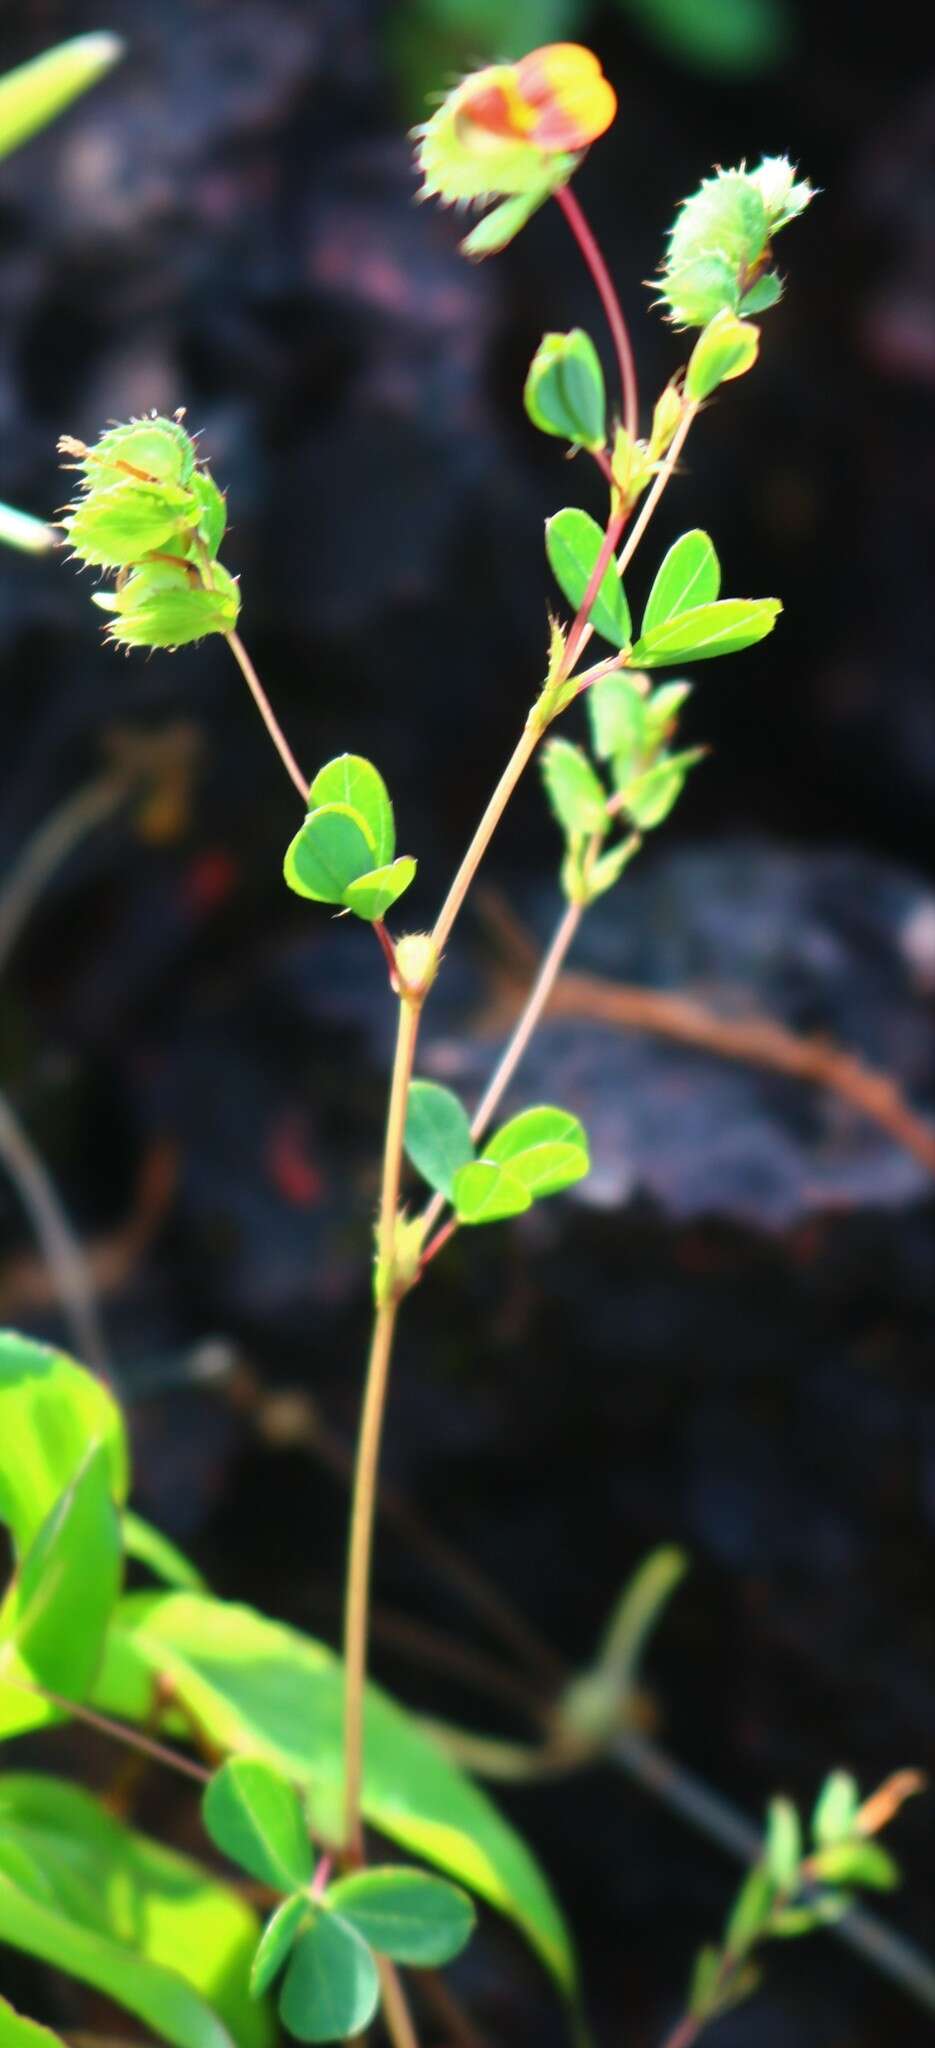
(0, 1774), (269, 2048)
(524, 330), (606, 452)
(203, 1757), (474, 2042)
(546, 517), (780, 668)
(284, 756), (415, 923)
(405, 1083), (590, 1223)
(91, 1589), (577, 1999)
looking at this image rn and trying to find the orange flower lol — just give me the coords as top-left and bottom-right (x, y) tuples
(457, 44), (616, 156)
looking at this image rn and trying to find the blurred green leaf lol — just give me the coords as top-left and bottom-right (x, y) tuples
(0, 1333), (128, 1558)
(546, 509), (632, 649)
(307, 757), (395, 867)
(279, 1912), (379, 2044)
(343, 857), (416, 923)
(65, 479), (196, 568)
(482, 1106), (590, 1198)
(811, 1772), (860, 1848)
(250, 1896), (310, 1999)
(203, 1758), (313, 1894)
(586, 835), (640, 899)
(630, 597), (781, 666)
(0, 1774), (271, 2048)
(325, 1868), (475, 1966)
(764, 1797), (802, 1892)
(187, 473), (227, 560)
(640, 531), (720, 637)
(92, 1592), (577, 1996)
(618, 748), (704, 828)
(617, 0), (791, 76)
(283, 804), (375, 905)
(0, 1445), (122, 1737)
(541, 738), (607, 836)
(588, 673), (646, 764)
(810, 1840), (900, 1892)
(688, 1943), (722, 2018)
(685, 310), (760, 401)
(0, 1997), (65, 2048)
(0, 33), (123, 163)
(725, 1863), (776, 1954)
(525, 330), (606, 451)
(405, 1081), (474, 1200)
(0, 503), (54, 555)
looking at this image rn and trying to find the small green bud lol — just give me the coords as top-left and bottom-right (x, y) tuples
(685, 309), (760, 402)
(394, 932), (438, 998)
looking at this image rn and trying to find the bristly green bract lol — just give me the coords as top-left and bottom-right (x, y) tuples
(657, 159), (814, 329)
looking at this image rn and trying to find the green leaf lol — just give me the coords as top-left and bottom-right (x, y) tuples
(541, 739), (607, 837)
(405, 1081), (474, 1200)
(460, 186), (552, 260)
(725, 1863), (776, 1954)
(452, 1161), (532, 1225)
(0, 1445), (122, 1737)
(618, 749), (705, 829)
(250, 1896), (310, 1999)
(586, 835), (640, 899)
(809, 1840), (900, 1892)
(0, 1996), (66, 2048)
(629, 598), (781, 666)
(307, 757), (395, 867)
(765, 1797), (802, 1891)
(0, 1774), (271, 2048)
(123, 1510), (207, 1593)
(0, 33), (123, 163)
(65, 479), (196, 567)
(482, 1106), (590, 1198)
(325, 1868), (475, 1966)
(546, 509), (632, 649)
(685, 310), (760, 401)
(811, 1771), (860, 1848)
(588, 673), (647, 764)
(524, 330), (606, 451)
(619, 0), (790, 74)
(343, 857), (416, 923)
(203, 1758), (313, 1893)
(279, 1912), (379, 2044)
(740, 273), (784, 315)
(640, 531), (721, 637)
(643, 681), (693, 751)
(0, 1333), (128, 1558)
(92, 1592), (577, 1997)
(283, 805), (375, 905)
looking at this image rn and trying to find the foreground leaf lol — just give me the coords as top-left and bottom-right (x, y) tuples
(343, 857), (416, 923)
(283, 805), (375, 904)
(92, 1592), (577, 1996)
(546, 508), (631, 649)
(524, 330), (606, 451)
(250, 1896), (310, 1999)
(640, 530), (720, 636)
(405, 1081), (475, 1199)
(203, 1757), (313, 1893)
(629, 598), (781, 666)
(0, 1333), (127, 1558)
(452, 1160), (532, 1225)
(325, 1868), (475, 1966)
(0, 33), (122, 163)
(483, 1107), (590, 1198)
(279, 1912), (379, 2044)
(307, 757), (395, 867)
(0, 1997), (65, 2048)
(0, 1445), (122, 1737)
(0, 1774), (271, 2048)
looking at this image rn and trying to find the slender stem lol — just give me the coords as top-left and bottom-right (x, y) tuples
(431, 720), (541, 958)
(373, 919), (397, 979)
(617, 400), (699, 582)
(554, 182), (639, 442)
(658, 2013), (699, 2048)
(470, 897), (584, 1146)
(561, 510), (626, 676)
(377, 1959), (421, 2048)
(0, 1089), (109, 1372)
(0, 773), (126, 975)
(342, 995), (423, 1857)
(1, 1674), (209, 1785)
(225, 630), (308, 800)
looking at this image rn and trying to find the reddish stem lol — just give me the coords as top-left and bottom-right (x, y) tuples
(373, 919), (397, 981)
(562, 509), (626, 675)
(554, 182), (639, 442)
(420, 1216), (459, 1272)
(311, 1853), (333, 1900)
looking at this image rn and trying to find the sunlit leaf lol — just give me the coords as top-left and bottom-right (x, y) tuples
(203, 1758), (313, 1893)
(546, 508), (631, 649)
(325, 1868), (475, 1967)
(250, 1896), (310, 2000)
(283, 805), (375, 905)
(123, 1510), (206, 1593)
(307, 757), (395, 867)
(0, 33), (123, 163)
(0, 1333), (128, 1559)
(0, 1445), (122, 1737)
(452, 1160), (532, 1224)
(541, 739), (607, 836)
(640, 531), (720, 637)
(405, 1081), (474, 1200)
(342, 857), (416, 923)
(0, 1996), (65, 2048)
(524, 329), (606, 451)
(629, 598), (781, 666)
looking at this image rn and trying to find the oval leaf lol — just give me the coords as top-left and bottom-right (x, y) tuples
(617, 748), (705, 829)
(629, 598), (781, 666)
(325, 1868), (475, 1967)
(452, 1160), (532, 1225)
(541, 739), (607, 837)
(524, 330), (606, 451)
(0, 1445), (122, 1738)
(0, 1333), (128, 1558)
(307, 757), (395, 868)
(546, 508), (631, 649)
(203, 1758), (312, 1893)
(343, 857), (416, 923)
(640, 531), (721, 636)
(0, 1774), (271, 2048)
(279, 1913), (379, 2044)
(283, 805), (375, 904)
(483, 1107), (590, 1197)
(686, 310), (760, 401)
(405, 1081), (474, 1200)
(250, 1896), (310, 2000)
(91, 1593), (577, 1996)
(587, 674), (647, 765)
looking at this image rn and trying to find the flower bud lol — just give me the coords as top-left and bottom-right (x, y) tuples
(657, 159), (814, 329)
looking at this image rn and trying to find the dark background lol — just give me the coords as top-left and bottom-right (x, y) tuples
(0, 1), (933, 2043)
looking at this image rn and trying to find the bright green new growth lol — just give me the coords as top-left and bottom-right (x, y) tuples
(524, 330), (607, 452)
(404, 1087), (590, 1222)
(283, 754), (417, 923)
(657, 158), (814, 328)
(58, 415), (240, 647)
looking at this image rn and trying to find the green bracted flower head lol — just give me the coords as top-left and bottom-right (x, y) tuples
(657, 158), (814, 329)
(93, 559), (240, 650)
